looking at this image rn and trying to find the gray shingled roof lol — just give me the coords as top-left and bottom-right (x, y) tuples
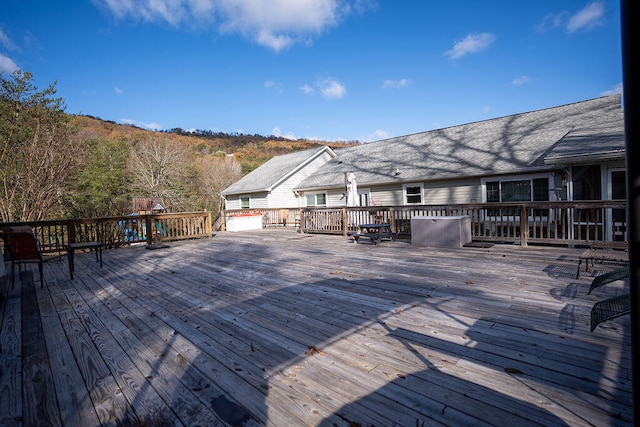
(295, 94), (624, 190)
(220, 146), (335, 195)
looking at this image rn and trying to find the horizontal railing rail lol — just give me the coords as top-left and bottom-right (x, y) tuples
(0, 211), (212, 253)
(292, 201), (627, 247)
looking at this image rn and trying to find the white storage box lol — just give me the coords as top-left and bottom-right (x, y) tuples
(411, 215), (471, 248)
(226, 213), (263, 232)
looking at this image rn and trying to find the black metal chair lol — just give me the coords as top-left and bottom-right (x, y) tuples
(589, 266), (630, 331)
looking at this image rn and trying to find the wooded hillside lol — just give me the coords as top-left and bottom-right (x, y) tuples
(75, 114), (356, 174)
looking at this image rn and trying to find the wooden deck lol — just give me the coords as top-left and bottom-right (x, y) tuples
(0, 229), (632, 426)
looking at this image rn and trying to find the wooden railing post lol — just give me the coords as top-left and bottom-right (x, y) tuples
(205, 210), (212, 237)
(145, 214), (153, 245)
(520, 205), (529, 247)
(389, 208), (396, 233)
(67, 221), (76, 246)
(342, 208), (348, 237)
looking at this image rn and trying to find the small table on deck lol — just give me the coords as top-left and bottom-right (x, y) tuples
(576, 241), (628, 278)
(68, 241), (102, 280)
(353, 224), (396, 245)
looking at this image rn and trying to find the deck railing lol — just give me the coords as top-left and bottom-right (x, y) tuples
(224, 208), (302, 229)
(0, 211), (212, 253)
(293, 201), (627, 247)
(225, 201), (627, 247)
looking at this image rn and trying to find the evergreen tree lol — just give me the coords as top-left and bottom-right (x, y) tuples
(0, 70), (80, 221)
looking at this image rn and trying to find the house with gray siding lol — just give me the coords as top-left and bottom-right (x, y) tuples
(221, 145), (337, 210)
(222, 94), (625, 219)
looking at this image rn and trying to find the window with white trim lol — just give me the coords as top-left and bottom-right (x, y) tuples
(305, 193), (327, 207)
(358, 190), (370, 207)
(403, 183), (423, 205)
(240, 196), (250, 209)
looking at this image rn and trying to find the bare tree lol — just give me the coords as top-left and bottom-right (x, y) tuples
(128, 138), (193, 210)
(0, 71), (81, 222)
(194, 154), (243, 215)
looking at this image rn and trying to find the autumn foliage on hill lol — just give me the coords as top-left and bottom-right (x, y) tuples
(74, 115), (355, 174)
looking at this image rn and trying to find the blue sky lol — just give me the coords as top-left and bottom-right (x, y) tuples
(1, 1), (622, 142)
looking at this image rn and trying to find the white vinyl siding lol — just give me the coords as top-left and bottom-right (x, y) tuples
(369, 184), (404, 206)
(267, 151), (335, 208)
(327, 190), (346, 207)
(423, 180), (483, 204)
(364, 179), (482, 206)
(225, 193), (268, 210)
(248, 195), (269, 209)
(324, 188), (370, 207)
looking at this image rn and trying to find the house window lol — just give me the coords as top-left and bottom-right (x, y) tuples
(306, 193), (327, 207)
(403, 183), (423, 205)
(531, 178), (549, 202)
(573, 165), (601, 200)
(240, 196), (250, 209)
(485, 177), (550, 216)
(358, 192), (369, 207)
(487, 181), (500, 202)
(486, 178), (549, 203)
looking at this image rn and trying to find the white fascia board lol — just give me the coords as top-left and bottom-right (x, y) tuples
(266, 146), (337, 192)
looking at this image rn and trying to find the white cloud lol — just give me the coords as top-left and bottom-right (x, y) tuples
(482, 105), (491, 113)
(93, 0), (365, 52)
(0, 53), (19, 74)
(300, 83), (315, 95)
(567, 2), (604, 33)
(114, 87), (124, 94)
(601, 82), (623, 96)
(444, 32), (495, 59)
(383, 78), (410, 89)
(0, 28), (17, 51)
(264, 80), (283, 93)
(120, 118), (162, 130)
(535, 2), (604, 33)
(271, 127), (296, 140)
(511, 75), (532, 86)
(300, 77), (346, 99)
(534, 12), (569, 32)
(360, 129), (388, 142)
(318, 77), (346, 99)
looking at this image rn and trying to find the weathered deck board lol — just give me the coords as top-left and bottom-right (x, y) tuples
(21, 272), (60, 425)
(0, 280), (22, 426)
(37, 281), (102, 427)
(0, 229), (633, 426)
